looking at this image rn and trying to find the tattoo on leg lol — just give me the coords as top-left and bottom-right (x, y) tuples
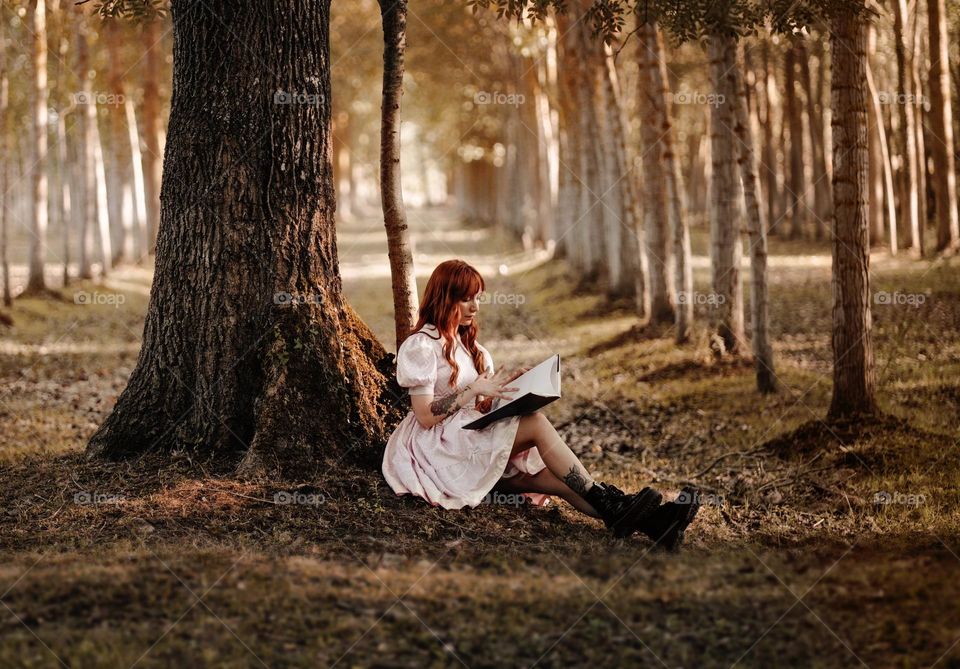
(563, 466), (590, 496)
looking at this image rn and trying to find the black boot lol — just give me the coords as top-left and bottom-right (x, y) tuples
(583, 482), (663, 538)
(636, 486), (701, 551)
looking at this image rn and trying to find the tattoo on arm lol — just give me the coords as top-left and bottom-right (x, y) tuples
(563, 466), (590, 496)
(430, 391), (464, 418)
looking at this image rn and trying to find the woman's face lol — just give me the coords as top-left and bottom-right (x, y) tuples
(457, 291), (481, 327)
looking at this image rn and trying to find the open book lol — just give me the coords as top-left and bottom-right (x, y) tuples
(463, 354), (561, 430)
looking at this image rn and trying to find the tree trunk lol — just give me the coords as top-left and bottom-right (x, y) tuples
(141, 18), (163, 255)
(797, 42), (832, 239)
(864, 28), (898, 254)
(927, 0), (960, 251)
(0, 21), (10, 307)
(784, 44), (807, 239)
(637, 21), (675, 324)
(378, 0), (418, 350)
(760, 37), (781, 237)
(828, 7), (879, 419)
(87, 0), (394, 477)
(650, 23), (692, 342)
(124, 97), (149, 261)
(75, 15), (95, 280)
(26, 0), (49, 294)
(92, 99), (113, 276)
(708, 31), (745, 354)
(57, 111), (72, 287)
(893, 0), (921, 255)
(728, 43), (776, 393)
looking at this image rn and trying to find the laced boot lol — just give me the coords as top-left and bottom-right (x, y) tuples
(583, 482), (663, 538)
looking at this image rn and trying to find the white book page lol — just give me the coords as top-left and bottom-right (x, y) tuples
(493, 354), (560, 411)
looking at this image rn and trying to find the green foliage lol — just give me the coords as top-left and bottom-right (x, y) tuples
(88, 0), (166, 21)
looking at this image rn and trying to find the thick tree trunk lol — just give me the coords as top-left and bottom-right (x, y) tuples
(728, 43), (776, 393)
(927, 0), (960, 251)
(828, 7), (879, 419)
(637, 22), (675, 324)
(378, 0), (418, 350)
(87, 1), (394, 477)
(708, 31), (745, 354)
(26, 0), (49, 294)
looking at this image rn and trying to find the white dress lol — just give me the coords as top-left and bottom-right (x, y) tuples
(381, 323), (549, 509)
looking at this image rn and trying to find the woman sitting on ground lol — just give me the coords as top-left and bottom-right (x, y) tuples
(381, 259), (699, 548)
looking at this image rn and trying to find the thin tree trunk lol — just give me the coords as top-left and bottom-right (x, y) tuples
(784, 44), (806, 239)
(637, 21), (674, 323)
(910, 7), (927, 254)
(927, 0), (960, 251)
(378, 0), (418, 349)
(708, 31), (745, 354)
(26, 0), (49, 293)
(894, 0), (921, 255)
(728, 42), (776, 393)
(761, 37), (781, 236)
(797, 42), (832, 238)
(75, 15), (95, 280)
(0, 19), (10, 307)
(92, 100), (112, 276)
(864, 29), (899, 254)
(124, 97), (149, 262)
(141, 18), (163, 255)
(828, 6), (878, 419)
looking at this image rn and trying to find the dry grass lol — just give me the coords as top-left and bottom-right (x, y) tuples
(1, 213), (958, 667)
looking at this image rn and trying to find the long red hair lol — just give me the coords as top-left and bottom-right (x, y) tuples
(408, 259), (486, 389)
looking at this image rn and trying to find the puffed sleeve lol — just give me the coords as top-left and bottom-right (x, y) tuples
(477, 342), (494, 374)
(396, 334), (438, 396)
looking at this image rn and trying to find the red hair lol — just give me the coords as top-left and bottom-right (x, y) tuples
(408, 259), (486, 389)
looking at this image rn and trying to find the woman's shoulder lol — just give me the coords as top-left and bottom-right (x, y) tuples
(398, 325), (442, 354)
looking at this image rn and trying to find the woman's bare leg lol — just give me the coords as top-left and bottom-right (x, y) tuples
(509, 412), (596, 501)
(494, 468), (600, 517)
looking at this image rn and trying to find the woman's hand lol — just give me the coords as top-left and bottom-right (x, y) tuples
(469, 365), (519, 401)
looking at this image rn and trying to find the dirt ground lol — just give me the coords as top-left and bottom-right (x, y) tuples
(1, 206), (958, 668)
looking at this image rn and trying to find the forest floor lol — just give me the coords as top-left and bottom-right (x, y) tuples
(1, 205), (959, 668)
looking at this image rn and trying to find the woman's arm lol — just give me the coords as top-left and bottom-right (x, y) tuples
(410, 384), (480, 429)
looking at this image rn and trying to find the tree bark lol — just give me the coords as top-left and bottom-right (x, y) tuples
(708, 31), (745, 354)
(927, 0), (960, 251)
(378, 0), (418, 350)
(87, 0), (395, 476)
(828, 7), (879, 419)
